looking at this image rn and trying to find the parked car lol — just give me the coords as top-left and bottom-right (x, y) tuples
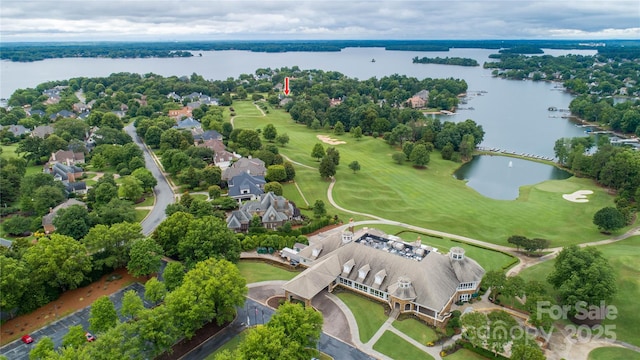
(21, 334), (34, 344)
(85, 332), (96, 342)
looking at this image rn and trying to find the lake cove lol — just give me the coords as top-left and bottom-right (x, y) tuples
(453, 155), (572, 200)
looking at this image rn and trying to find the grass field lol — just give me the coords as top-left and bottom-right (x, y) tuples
(236, 260), (300, 284)
(445, 348), (490, 360)
(588, 347), (640, 360)
(136, 195), (155, 207)
(391, 317), (439, 344)
(373, 226), (517, 271)
(372, 331), (434, 360)
(135, 209), (150, 222)
(519, 236), (640, 347)
(335, 291), (388, 343)
(231, 100), (623, 247)
(190, 194), (209, 202)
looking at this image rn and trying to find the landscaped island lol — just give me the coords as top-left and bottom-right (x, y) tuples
(412, 56), (479, 66)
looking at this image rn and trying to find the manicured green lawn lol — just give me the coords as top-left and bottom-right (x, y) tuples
(136, 195), (155, 207)
(191, 194), (208, 202)
(335, 291), (388, 343)
(0, 144), (20, 159)
(232, 102), (622, 247)
(588, 347), (640, 360)
(135, 209), (150, 222)
(237, 260), (300, 284)
(519, 236), (640, 347)
(392, 317), (439, 344)
(445, 348), (490, 360)
(375, 226), (517, 271)
(373, 331), (434, 360)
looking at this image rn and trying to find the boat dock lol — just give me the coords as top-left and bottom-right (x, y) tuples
(476, 147), (555, 161)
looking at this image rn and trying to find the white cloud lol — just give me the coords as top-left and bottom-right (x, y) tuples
(1, 0), (638, 41)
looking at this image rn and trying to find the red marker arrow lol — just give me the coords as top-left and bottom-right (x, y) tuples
(283, 77), (290, 96)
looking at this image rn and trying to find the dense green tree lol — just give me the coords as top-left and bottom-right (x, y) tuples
(178, 216), (241, 267)
(0, 255), (28, 315)
(348, 160), (361, 174)
(547, 245), (617, 316)
(313, 200), (327, 219)
(311, 143), (325, 161)
(163, 261), (185, 292)
(131, 168), (157, 192)
(510, 335), (546, 360)
(82, 222), (143, 270)
(29, 336), (56, 360)
(268, 302), (323, 353)
(263, 123), (277, 141)
(2, 216), (32, 236)
(482, 270), (506, 301)
(593, 206), (626, 233)
(265, 164), (286, 182)
(167, 258), (246, 337)
(91, 198), (137, 225)
(144, 277), (167, 305)
(351, 125), (363, 139)
(208, 185), (222, 199)
(53, 205), (91, 240)
(275, 133), (290, 147)
(459, 134), (475, 161)
(89, 296), (118, 334)
(121, 290), (144, 321)
(32, 185), (66, 216)
(160, 128), (192, 151)
(319, 155), (336, 179)
(128, 238), (164, 278)
(135, 306), (179, 358)
(144, 126), (163, 148)
(236, 129), (262, 151)
(152, 211), (194, 257)
(118, 176), (144, 201)
(283, 161), (296, 181)
(460, 311), (488, 349)
(264, 181), (284, 196)
(487, 310), (518, 356)
(333, 121), (345, 135)
(24, 234), (92, 291)
(326, 147), (340, 166)
(409, 144), (430, 167)
(392, 152), (405, 164)
(62, 325), (87, 349)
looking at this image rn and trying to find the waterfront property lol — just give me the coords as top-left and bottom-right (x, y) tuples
(282, 227), (484, 327)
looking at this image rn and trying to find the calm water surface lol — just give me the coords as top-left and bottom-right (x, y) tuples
(454, 155), (572, 200)
(1, 47), (595, 199)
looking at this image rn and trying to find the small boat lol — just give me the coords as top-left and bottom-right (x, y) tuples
(371, 58), (376, 63)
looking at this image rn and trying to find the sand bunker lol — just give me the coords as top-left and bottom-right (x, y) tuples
(562, 190), (594, 203)
(317, 135), (346, 145)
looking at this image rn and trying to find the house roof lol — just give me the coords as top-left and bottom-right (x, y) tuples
(222, 157), (266, 180)
(193, 129), (223, 141)
(51, 150), (84, 163)
(285, 229), (485, 311)
(227, 172), (265, 198)
(41, 199), (86, 226)
(1, 125), (30, 136)
(174, 117), (202, 129)
(31, 125), (55, 138)
(66, 182), (87, 193)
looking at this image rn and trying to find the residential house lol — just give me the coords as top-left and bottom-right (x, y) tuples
(282, 228), (484, 326)
(407, 96), (426, 109)
(174, 117), (202, 130)
(111, 110), (126, 118)
(41, 199), (87, 234)
(45, 162), (84, 183)
(1, 125), (30, 137)
(415, 90), (430, 101)
(196, 139), (240, 169)
(227, 172), (266, 203)
(329, 98), (343, 107)
(226, 192), (299, 232)
(50, 150), (85, 165)
(279, 98), (293, 107)
(168, 106), (192, 120)
(31, 125), (55, 139)
(28, 109), (46, 118)
(192, 129), (223, 142)
(222, 157), (267, 181)
(167, 92), (182, 101)
(73, 103), (88, 113)
(49, 110), (76, 121)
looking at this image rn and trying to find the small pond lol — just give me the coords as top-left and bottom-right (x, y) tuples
(453, 155), (572, 200)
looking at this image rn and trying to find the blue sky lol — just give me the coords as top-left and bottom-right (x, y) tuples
(1, 0), (639, 42)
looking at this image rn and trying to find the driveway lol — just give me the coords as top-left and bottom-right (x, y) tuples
(0, 283), (152, 360)
(124, 124), (174, 235)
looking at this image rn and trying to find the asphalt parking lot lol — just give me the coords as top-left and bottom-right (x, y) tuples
(0, 283), (151, 360)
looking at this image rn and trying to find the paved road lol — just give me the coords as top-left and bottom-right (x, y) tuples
(0, 284), (152, 360)
(181, 298), (375, 360)
(124, 124), (174, 235)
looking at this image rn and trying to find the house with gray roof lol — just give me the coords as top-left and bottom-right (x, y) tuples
(227, 172), (265, 203)
(192, 129), (223, 142)
(227, 192), (299, 232)
(28, 109), (46, 117)
(282, 228), (485, 326)
(221, 157), (266, 181)
(174, 117), (202, 130)
(49, 110), (75, 121)
(1, 125), (30, 137)
(31, 125), (55, 138)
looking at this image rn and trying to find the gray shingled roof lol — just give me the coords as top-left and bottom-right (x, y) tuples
(284, 229), (485, 312)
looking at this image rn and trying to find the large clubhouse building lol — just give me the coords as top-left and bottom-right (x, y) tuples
(282, 227), (485, 327)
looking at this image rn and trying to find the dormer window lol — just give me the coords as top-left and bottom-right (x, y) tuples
(342, 259), (355, 276)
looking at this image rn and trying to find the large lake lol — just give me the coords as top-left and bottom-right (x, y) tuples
(1, 47), (595, 199)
